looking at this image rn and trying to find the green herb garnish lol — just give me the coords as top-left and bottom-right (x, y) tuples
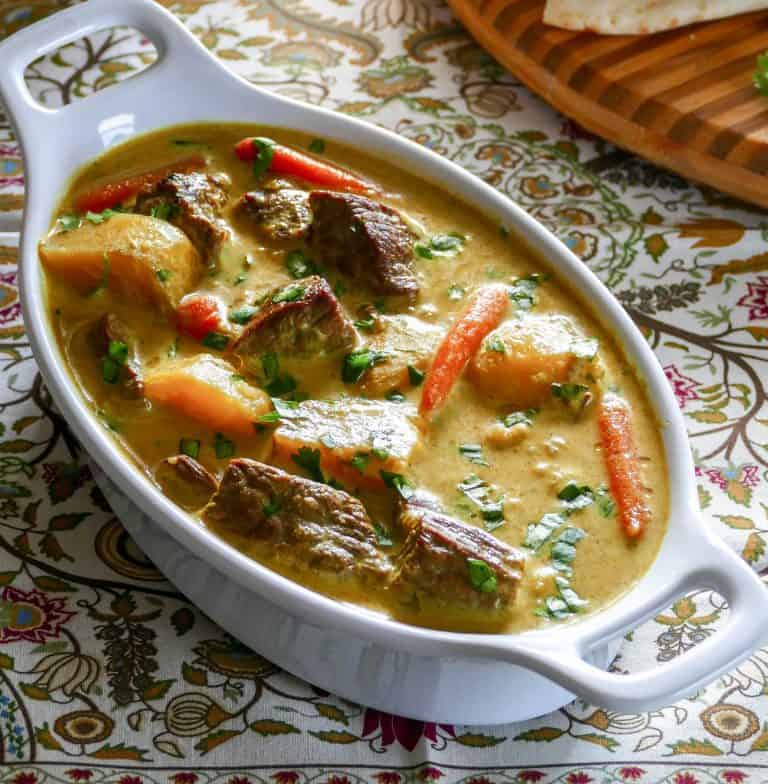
(415, 232), (466, 259)
(308, 138), (326, 154)
(156, 269), (171, 283)
(351, 453), (369, 473)
(202, 332), (229, 351)
(503, 408), (538, 428)
(448, 284), (465, 300)
(101, 357), (121, 384)
(252, 137), (276, 177)
(407, 364), (425, 386)
(149, 203), (180, 221)
(272, 283), (306, 304)
(467, 558), (497, 593)
(457, 475), (505, 530)
(107, 340), (128, 364)
(755, 52), (768, 95)
(485, 335), (506, 353)
(58, 214), (81, 231)
(386, 390), (405, 403)
(354, 316), (376, 332)
(230, 305), (259, 325)
(373, 522), (393, 548)
(342, 349), (386, 384)
(214, 433), (235, 459)
(552, 383), (588, 402)
(380, 470), (414, 500)
(167, 337), (180, 359)
(179, 438), (200, 459)
(292, 447), (323, 482)
(284, 249), (317, 279)
(508, 273), (543, 310)
(459, 443), (488, 467)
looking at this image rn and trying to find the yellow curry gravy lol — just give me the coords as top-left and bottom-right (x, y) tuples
(41, 123), (668, 634)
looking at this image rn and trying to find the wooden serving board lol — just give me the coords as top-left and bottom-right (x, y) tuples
(446, 0), (768, 208)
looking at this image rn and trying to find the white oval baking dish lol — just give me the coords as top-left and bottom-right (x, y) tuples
(2, 0), (767, 725)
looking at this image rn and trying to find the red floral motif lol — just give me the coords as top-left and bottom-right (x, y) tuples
(118, 777), (143, 784)
(271, 775), (299, 784)
(722, 774), (747, 784)
(705, 464), (760, 490)
(619, 770), (645, 781)
(362, 709), (455, 752)
(467, 778), (494, 784)
(325, 778), (349, 784)
(664, 364), (699, 409)
(420, 770), (444, 782)
(674, 775), (698, 784)
(567, 775), (592, 784)
(66, 773), (93, 782)
(518, 773), (546, 783)
(0, 586), (75, 644)
(228, 779), (252, 784)
(13, 774), (37, 784)
(737, 276), (768, 320)
(374, 775), (401, 784)
(170, 776), (198, 784)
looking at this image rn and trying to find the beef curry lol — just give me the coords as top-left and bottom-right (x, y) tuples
(40, 123), (668, 633)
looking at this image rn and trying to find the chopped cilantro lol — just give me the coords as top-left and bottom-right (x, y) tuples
(552, 382), (588, 402)
(213, 433), (235, 459)
(156, 268), (171, 283)
(252, 137), (276, 178)
(292, 447), (323, 482)
(167, 337), (180, 359)
(342, 349), (387, 384)
(448, 284), (465, 301)
(149, 203), (180, 221)
(101, 357), (121, 384)
(354, 316), (376, 331)
(202, 332), (229, 351)
(233, 272), (248, 286)
(457, 475), (505, 531)
(308, 138), (326, 154)
(485, 335), (506, 353)
(508, 273), (543, 310)
(58, 214), (81, 231)
(351, 453), (369, 473)
(755, 51), (768, 95)
(524, 512), (566, 551)
(285, 249), (317, 279)
(261, 352), (279, 380)
(179, 438), (200, 459)
(502, 408), (538, 428)
(459, 443), (488, 467)
(557, 481), (595, 511)
(257, 397), (299, 424)
(230, 305), (258, 325)
(386, 390), (405, 403)
(371, 446), (390, 461)
(595, 484), (616, 518)
(107, 340), (128, 364)
(272, 283), (306, 304)
(266, 374), (297, 397)
(467, 558), (497, 593)
(407, 364), (425, 386)
(262, 497), (282, 517)
(415, 232), (466, 260)
(85, 208), (121, 225)
(373, 522), (393, 548)
(380, 471), (414, 500)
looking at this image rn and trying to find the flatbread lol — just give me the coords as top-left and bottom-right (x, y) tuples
(543, 0), (768, 34)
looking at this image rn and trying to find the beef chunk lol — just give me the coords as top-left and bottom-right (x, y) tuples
(135, 172), (230, 264)
(90, 313), (143, 396)
(237, 188), (311, 241)
(391, 500), (524, 611)
(233, 275), (356, 358)
(202, 459), (389, 581)
(308, 191), (418, 297)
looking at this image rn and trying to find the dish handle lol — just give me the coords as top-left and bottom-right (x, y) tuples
(0, 0), (233, 146)
(488, 531), (768, 711)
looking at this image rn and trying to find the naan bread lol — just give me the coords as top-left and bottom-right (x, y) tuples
(543, 0), (768, 34)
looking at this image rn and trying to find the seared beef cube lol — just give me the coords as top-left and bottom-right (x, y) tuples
(391, 502), (524, 611)
(202, 459), (389, 581)
(238, 188), (311, 241)
(308, 191), (418, 297)
(90, 313), (143, 396)
(135, 172), (230, 264)
(233, 275), (356, 358)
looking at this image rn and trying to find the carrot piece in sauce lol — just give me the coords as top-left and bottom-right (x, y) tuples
(74, 155), (206, 213)
(233, 138), (374, 193)
(598, 394), (652, 539)
(419, 284), (509, 418)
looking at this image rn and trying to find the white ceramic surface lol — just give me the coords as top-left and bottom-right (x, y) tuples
(2, 0), (767, 724)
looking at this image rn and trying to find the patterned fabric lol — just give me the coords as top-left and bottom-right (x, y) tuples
(0, 0), (767, 779)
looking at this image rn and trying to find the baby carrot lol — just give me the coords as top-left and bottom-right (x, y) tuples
(598, 394), (652, 539)
(74, 155), (206, 213)
(234, 137), (374, 193)
(419, 284), (509, 418)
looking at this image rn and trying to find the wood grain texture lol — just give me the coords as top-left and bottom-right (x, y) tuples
(447, 0), (768, 208)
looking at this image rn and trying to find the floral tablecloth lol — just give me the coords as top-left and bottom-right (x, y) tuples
(1, 0), (768, 780)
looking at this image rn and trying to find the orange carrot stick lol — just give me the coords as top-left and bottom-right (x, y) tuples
(234, 137), (374, 193)
(598, 394), (652, 539)
(419, 284), (509, 418)
(74, 155), (206, 213)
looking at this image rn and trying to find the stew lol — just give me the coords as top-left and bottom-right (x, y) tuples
(40, 123), (668, 633)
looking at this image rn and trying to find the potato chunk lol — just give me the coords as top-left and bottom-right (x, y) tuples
(468, 314), (592, 409)
(144, 354), (271, 436)
(39, 213), (202, 311)
(273, 398), (420, 488)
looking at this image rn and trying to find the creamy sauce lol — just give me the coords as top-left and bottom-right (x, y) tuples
(42, 123), (668, 634)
